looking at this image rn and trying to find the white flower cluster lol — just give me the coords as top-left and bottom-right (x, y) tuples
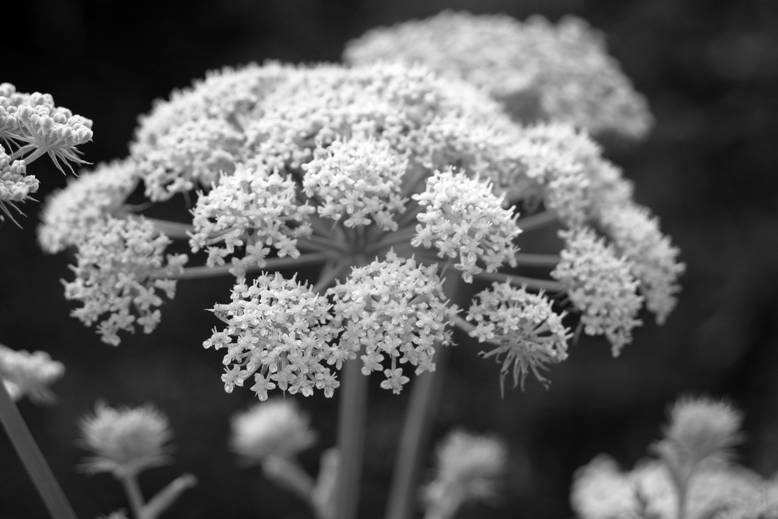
(132, 63), (290, 201)
(572, 456), (775, 519)
(38, 160), (139, 253)
(204, 273), (340, 401)
(230, 400), (315, 462)
(345, 11), (653, 138)
(412, 168), (521, 283)
(80, 403), (172, 476)
(190, 162), (314, 275)
(423, 430), (506, 518)
(302, 138), (408, 230)
(466, 282), (570, 389)
(599, 203), (685, 324)
(0, 82), (92, 219)
(329, 252), (456, 394)
(552, 228), (643, 356)
(63, 217), (187, 345)
(0, 344), (64, 403)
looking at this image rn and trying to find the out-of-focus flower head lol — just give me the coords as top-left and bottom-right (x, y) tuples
(552, 228), (643, 356)
(189, 161), (314, 276)
(345, 11), (653, 139)
(656, 396), (743, 471)
(411, 167), (521, 283)
(0, 344), (64, 403)
(38, 160), (139, 254)
(131, 63), (290, 201)
(0, 82), (93, 221)
(423, 430), (506, 517)
(230, 399), (315, 463)
(79, 403), (172, 477)
(62, 216), (187, 345)
(572, 456), (767, 519)
(598, 203), (685, 325)
(466, 282), (570, 390)
(204, 272), (340, 400)
(328, 251), (457, 394)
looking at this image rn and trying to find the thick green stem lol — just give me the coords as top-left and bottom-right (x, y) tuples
(516, 210), (558, 232)
(119, 473), (145, 519)
(161, 252), (332, 280)
(332, 359), (368, 519)
(147, 219), (192, 240)
(475, 272), (564, 292)
(142, 474), (196, 519)
(0, 383), (77, 519)
(385, 361), (446, 519)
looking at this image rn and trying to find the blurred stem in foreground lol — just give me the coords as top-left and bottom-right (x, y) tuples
(0, 381), (77, 519)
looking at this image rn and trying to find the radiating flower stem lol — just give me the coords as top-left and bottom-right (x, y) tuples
(333, 359), (368, 519)
(513, 253), (559, 267)
(385, 363), (446, 519)
(0, 383), (77, 519)
(516, 210), (558, 232)
(366, 226), (417, 254)
(147, 219), (192, 240)
(119, 473), (145, 519)
(385, 272), (462, 519)
(475, 271), (564, 292)
(159, 252), (333, 280)
(142, 474), (196, 519)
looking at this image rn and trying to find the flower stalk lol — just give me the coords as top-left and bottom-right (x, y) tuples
(0, 382), (77, 519)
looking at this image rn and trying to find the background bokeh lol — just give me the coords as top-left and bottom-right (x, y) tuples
(2, 0), (778, 517)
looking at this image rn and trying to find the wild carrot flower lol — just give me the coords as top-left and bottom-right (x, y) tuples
(411, 168), (521, 283)
(0, 82), (92, 221)
(79, 403), (172, 477)
(62, 216), (187, 345)
(38, 159), (139, 254)
(43, 61), (681, 393)
(0, 344), (64, 403)
(189, 161), (314, 276)
(328, 252), (456, 394)
(344, 11), (652, 138)
(552, 228), (643, 356)
(466, 282), (570, 389)
(423, 430), (506, 518)
(230, 400), (315, 462)
(204, 273), (340, 400)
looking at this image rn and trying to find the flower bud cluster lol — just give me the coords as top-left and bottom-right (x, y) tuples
(63, 216), (187, 345)
(38, 160), (139, 253)
(0, 344), (64, 403)
(328, 252), (456, 394)
(466, 282), (570, 389)
(79, 403), (172, 476)
(345, 11), (652, 138)
(190, 162), (314, 276)
(412, 168), (521, 283)
(204, 273), (340, 401)
(302, 138), (408, 230)
(552, 228), (643, 355)
(230, 400), (315, 462)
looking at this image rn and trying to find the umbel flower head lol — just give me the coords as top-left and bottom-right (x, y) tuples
(79, 402), (172, 477)
(345, 11), (652, 138)
(42, 61), (681, 396)
(0, 344), (65, 403)
(423, 430), (506, 517)
(230, 399), (315, 463)
(0, 82), (93, 222)
(466, 282), (570, 390)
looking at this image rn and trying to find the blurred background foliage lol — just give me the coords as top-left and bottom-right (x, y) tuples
(1, 0), (777, 517)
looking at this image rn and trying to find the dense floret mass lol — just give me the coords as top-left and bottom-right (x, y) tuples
(551, 228), (643, 355)
(328, 252), (456, 394)
(204, 273), (340, 400)
(230, 400), (315, 462)
(62, 217), (187, 345)
(466, 282), (570, 388)
(345, 11), (652, 138)
(0, 344), (65, 403)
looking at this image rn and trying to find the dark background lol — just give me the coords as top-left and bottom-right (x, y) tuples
(2, 0), (778, 517)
